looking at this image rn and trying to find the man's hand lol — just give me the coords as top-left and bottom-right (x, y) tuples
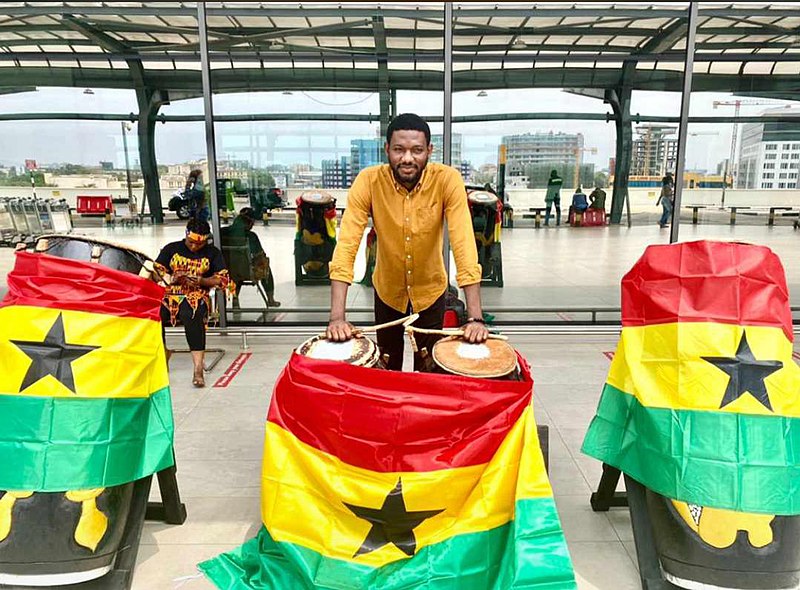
(326, 318), (356, 342)
(463, 320), (489, 343)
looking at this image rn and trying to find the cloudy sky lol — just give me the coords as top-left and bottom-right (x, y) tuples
(0, 86), (795, 173)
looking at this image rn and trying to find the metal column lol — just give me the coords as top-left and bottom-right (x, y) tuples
(442, 2), (453, 278)
(137, 95), (166, 224)
(669, 2), (699, 245)
(197, 2), (226, 327)
(606, 82), (632, 225)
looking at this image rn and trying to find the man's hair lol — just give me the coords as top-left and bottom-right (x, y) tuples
(187, 217), (211, 235)
(386, 113), (431, 145)
(239, 206), (256, 222)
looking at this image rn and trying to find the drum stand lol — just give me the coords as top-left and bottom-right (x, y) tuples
(590, 464), (681, 589)
(1, 464), (187, 590)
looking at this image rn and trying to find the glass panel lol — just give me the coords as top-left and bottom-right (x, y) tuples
(451, 2), (689, 324)
(203, 2), (445, 326)
(683, 2), (800, 304)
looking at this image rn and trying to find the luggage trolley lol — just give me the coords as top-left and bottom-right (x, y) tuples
(0, 199), (15, 246)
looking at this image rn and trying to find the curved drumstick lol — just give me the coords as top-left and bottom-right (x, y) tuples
(405, 325), (509, 341)
(318, 313), (420, 338)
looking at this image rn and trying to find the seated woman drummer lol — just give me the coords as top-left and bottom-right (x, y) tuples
(155, 218), (230, 388)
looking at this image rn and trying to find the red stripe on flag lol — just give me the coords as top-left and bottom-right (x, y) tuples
(268, 353), (532, 473)
(2, 252), (164, 321)
(213, 353), (252, 388)
(621, 241), (792, 341)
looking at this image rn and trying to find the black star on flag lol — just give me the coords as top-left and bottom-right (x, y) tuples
(344, 478), (444, 558)
(702, 331), (783, 411)
(10, 313), (98, 394)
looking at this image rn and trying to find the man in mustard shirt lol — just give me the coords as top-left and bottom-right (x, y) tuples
(327, 113), (489, 371)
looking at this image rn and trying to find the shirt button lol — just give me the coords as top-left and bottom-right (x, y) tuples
(407, 255), (411, 259)
(407, 270), (411, 274)
(406, 237), (410, 241)
(405, 217), (409, 222)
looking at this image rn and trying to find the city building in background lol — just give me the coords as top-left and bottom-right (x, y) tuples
(500, 132), (591, 189)
(350, 138), (382, 182)
(431, 133), (463, 166)
(321, 157), (351, 189)
(738, 106), (800, 190)
(631, 125), (678, 177)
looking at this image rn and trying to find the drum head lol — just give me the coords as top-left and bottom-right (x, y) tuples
(468, 191), (499, 206)
(432, 336), (516, 378)
(300, 191), (334, 206)
(296, 335), (378, 367)
(34, 235), (151, 276)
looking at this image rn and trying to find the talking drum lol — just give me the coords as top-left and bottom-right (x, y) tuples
(646, 490), (800, 590)
(296, 335), (385, 369)
(432, 336), (520, 380)
(0, 234), (157, 586)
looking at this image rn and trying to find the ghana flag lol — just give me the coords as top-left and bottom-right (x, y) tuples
(0, 251), (174, 491)
(200, 353), (576, 589)
(582, 240), (800, 515)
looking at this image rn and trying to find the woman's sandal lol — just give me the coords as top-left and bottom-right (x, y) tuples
(192, 372), (206, 388)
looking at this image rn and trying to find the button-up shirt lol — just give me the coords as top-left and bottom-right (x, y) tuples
(329, 163), (482, 312)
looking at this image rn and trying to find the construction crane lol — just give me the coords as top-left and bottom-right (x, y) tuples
(573, 146), (597, 188)
(712, 99), (786, 206)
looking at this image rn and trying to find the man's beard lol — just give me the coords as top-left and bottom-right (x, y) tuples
(391, 160), (427, 187)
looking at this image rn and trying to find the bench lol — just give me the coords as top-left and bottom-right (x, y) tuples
(521, 207), (548, 228)
(769, 206), (795, 226)
(728, 206), (796, 226)
(685, 205), (706, 225)
(729, 206), (750, 225)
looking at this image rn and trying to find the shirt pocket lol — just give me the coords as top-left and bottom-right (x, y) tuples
(414, 203), (441, 234)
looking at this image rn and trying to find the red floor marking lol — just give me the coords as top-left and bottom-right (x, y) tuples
(556, 312), (573, 322)
(602, 351), (615, 361)
(793, 351), (800, 361)
(213, 352), (253, 388)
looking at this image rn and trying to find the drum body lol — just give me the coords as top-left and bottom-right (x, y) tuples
(0, 234), (152, 585)
(432, 336), (520, 380)
(32, 234), (157, 282)
(296, 335), (385, 369)
(646, 489), (800, 590)
(295, 192), (337, 277)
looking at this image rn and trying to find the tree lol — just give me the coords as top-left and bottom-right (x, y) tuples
(249, 169), (276, 189)
(594, 171), (608, 188)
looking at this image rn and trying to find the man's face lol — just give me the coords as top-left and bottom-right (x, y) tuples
(385, 129), (432, 188)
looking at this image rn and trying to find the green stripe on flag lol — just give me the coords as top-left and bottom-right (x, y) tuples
(199, 497), (576, 590)
(582, 383), (800, 515)
(0, 387), (174, 491)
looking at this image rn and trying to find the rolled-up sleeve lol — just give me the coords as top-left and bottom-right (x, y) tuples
(329, 171), (371, 284)
(443, 169), (482, 287)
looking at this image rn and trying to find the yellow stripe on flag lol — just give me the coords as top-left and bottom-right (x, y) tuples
(0, 306), (168, 398)
(262, 405), (550, 568)
(608, 323), (800, 417)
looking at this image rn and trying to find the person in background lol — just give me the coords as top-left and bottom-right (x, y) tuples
(571, 185), (589, 213)
(544, 169), (563, 226)
(657, 171), (675, 228)
(326, 113), (488, 371)
(155, 218), (230, 388)
(185, 169), (210, 222)
(588, 185), (606, 210)
(225, 207), (281, 308)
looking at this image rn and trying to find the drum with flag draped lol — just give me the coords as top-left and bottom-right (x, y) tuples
(199, 352), (577, 589)
(582, 240), (800, 589)
(0, 243), (174, 586)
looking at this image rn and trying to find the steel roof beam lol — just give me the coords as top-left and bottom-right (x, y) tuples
(636, 18), (687, 55)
